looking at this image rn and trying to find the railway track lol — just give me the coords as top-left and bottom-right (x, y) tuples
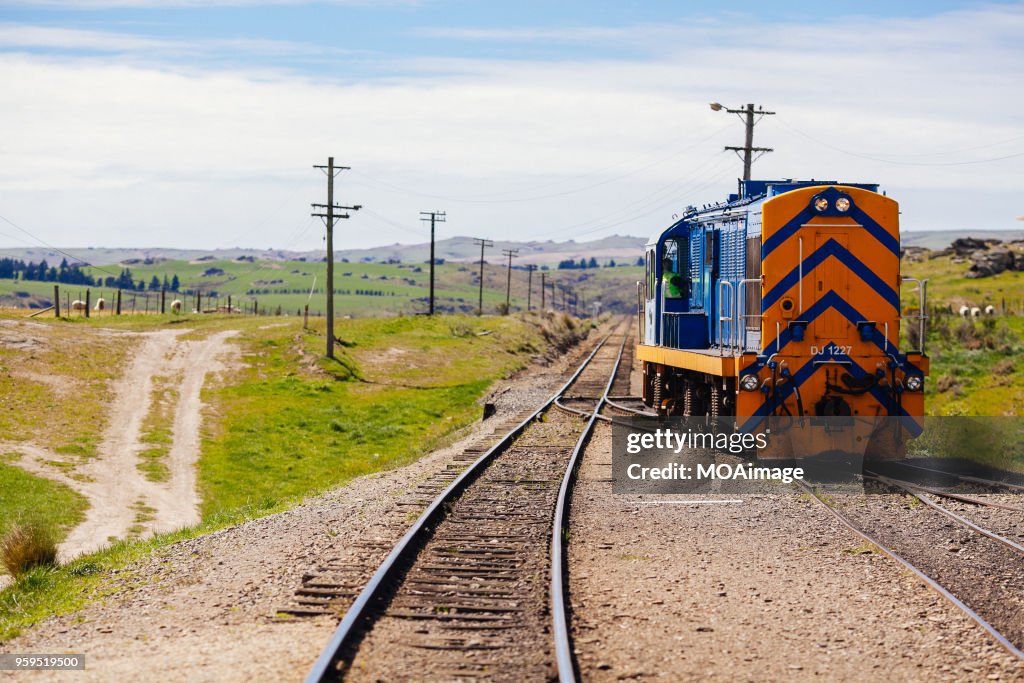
(799, 480), (1024, 662)
(303, 320), (631, 682)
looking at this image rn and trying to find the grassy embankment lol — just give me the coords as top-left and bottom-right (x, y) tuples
(0, 309), (589, 640)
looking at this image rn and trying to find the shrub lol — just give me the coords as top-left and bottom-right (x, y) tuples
(1, 522), (58, 578)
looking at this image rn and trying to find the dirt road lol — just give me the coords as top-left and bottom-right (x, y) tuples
(2, 328), (236, 561)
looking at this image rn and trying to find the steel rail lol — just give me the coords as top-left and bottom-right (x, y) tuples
(865, 471), (1024, 556)
(797, 481), (1024, 662)
(867, 471), (1024, 512)
(304, 326), (621, 683)
(895, 461), (1024, 494)
(603, 397), (656, 416)
(551, 332), (627, 683)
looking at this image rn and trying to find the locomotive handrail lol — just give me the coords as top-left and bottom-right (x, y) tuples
(735, 278), (762, 352)
(717, 280), (735, 356)
(901, 276), (929, 354)
(798, 236), (804, 314)
(659, 276), (665, 346)
(636, 281), (644, 344)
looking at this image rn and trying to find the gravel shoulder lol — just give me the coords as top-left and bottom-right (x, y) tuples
(0, 322), (608, 682)
(568, 419), (1024, 682)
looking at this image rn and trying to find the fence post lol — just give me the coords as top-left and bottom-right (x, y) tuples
(161, 288), (166, 315)
(85, 289), (91, 318)
(53, 285), (60, 318)
(116, 289), (122, 315)
(304, 304), (309, 328)
(228, 295), (232, 314)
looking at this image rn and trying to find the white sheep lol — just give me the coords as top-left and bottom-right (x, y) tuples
(959, 305), (971, 317)
(71, 300), (87, 312)
(984, 305), (996, 316)
(971, 307), (981, 318)
(170, 299), (183, 314)
(93, 298), (106, 311)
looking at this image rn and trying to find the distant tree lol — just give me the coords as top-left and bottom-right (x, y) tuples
(587, 257), (598, 268)
(635, 256), (644, 266)
(607, 259), (616, 268)
(578, 258), (587, 269)
(149, 275), (161, 291)
(171, 274), (180, 291)
(163, 274), (170, 290)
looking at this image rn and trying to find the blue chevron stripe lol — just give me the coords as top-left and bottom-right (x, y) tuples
(761, 239), (900, 311)
(761, 207), (813, 257)
(761, 201), (898, 260)
(850, 204), (899, 255)
(740, 291), (921, 375)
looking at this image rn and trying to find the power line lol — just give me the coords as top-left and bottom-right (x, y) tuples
(0, 213), (121, 278)
(347, 122), (734, 205)
(778, 119), (1024, 166)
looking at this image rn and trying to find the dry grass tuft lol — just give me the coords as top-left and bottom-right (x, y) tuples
(2, 522), (58, 577)
(993, 358), (1016, 376)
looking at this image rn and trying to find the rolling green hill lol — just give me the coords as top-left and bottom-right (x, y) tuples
(0, 257), (643, 317)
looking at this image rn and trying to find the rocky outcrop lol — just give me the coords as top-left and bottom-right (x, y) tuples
(965, 248), (1016, 278)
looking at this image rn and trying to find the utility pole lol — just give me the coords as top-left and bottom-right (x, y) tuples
(526, 264), (536, 311)
(502, 248), (519, 315)
(473, 237), (493, 316)
(710, 102), (775, 181)
(420, 210), (446, 315)
(540, 271), (546, 310)
(312, 157), (361, 359)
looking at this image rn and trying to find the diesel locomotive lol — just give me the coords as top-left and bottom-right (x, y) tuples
(637, 179), (928, 455)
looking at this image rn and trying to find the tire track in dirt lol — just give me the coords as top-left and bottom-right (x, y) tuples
(2, 328), (236, 563)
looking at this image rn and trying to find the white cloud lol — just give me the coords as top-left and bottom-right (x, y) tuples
(0, 5), (1021, 250)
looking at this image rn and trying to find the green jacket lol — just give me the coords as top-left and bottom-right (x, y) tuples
(663, 272), (685, 298)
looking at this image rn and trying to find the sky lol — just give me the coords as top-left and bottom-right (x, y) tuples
(0, 0), (1022, 251)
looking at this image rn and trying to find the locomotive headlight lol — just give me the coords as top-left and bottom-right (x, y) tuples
(905, 375), (923, 392)
(835, 197), (851, 212)
(813, 197), (829, 212)
(740, 374), (760, 392)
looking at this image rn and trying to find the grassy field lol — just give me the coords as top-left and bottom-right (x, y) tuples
(903, 253), (1024, 312)
(902, 254), (1024, 417)
(0, 308), (590, 640)
(0, 455), (88, 547)
(0, 257), (643, 317)
(197, 312), (576, 516)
